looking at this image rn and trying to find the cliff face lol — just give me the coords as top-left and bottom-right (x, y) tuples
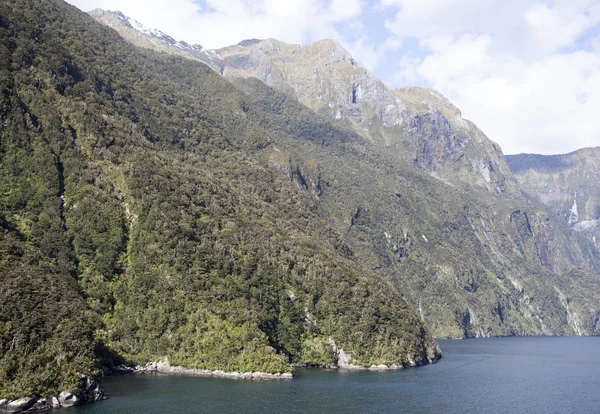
(219, 38), (405, 132)
(232, 77), (600, 339)
(86, 9), (600, 341)
(507, 147), (600, 245)
(218, 39), (519, 195)
(391, 87), (518, 194)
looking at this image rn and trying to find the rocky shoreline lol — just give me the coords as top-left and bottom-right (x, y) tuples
(129, 359), (294, 380)
(0, 361), (292, 414)
(332, 342), (441, 371)
(0, 377), (105, 413)
(0, 353), (440, 413)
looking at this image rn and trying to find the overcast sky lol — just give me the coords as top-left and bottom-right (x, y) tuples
(66, 0), (600, 155)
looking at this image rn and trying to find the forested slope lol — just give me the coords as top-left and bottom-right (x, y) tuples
(0, 0), (439, 401)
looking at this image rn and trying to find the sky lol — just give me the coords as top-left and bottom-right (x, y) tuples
(66, 0), (600, 155)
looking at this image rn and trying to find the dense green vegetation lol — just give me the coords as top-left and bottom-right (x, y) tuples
(0, 216), (100, 399)
(0, 0), (439, 400)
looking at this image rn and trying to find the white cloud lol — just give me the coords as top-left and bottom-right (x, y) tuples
(385, 0), (600, 154)
(67, 0), (363, 49)
(525, 2), (600, 54)
(455, 51), (600, 154)
(418, 34), (493, 85)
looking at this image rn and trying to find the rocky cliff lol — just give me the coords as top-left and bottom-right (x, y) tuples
(216, 38), (518, 195)
(507, 147), (600, 246)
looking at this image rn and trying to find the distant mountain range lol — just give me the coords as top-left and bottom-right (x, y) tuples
(0, 1), (599, 410)
(507, 147), (600, 243)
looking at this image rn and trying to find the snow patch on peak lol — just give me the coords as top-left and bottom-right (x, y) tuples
(108, 10), (214, 57)
(126, 16), (164, 38)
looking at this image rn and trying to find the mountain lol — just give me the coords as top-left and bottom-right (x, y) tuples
(218, 39), (518, 195)
(507, 147), (600, 245)
(90, 7), (600, 339)
(3, 0), (600, 407)
(0, 0), (441, 406)
(233, 76), (600, 339)
(90, 11), (518, 195)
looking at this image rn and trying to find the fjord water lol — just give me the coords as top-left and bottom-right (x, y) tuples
(74, 337), (600, 413)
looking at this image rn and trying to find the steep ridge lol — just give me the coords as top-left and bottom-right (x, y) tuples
(88, 8), (223, 73)
(0, 0), (440, 404)
(507, 147), (600, 245)
(219, 40), (518, 194)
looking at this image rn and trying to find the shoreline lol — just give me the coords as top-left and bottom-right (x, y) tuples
(0, 377), (105, 413)
(0, 354), (441, 412)
(129, 360), (294, 380)
(0, 355), (440, 412)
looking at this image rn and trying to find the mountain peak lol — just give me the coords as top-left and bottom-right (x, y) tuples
(237, 38), (263, 47)
(311, 38), (349, 52)
(394, 86), (462, 120)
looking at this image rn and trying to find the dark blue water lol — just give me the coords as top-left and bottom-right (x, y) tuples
(72, 337), (600, 413)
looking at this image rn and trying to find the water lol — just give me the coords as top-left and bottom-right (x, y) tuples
(73, 337), (600, 413)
